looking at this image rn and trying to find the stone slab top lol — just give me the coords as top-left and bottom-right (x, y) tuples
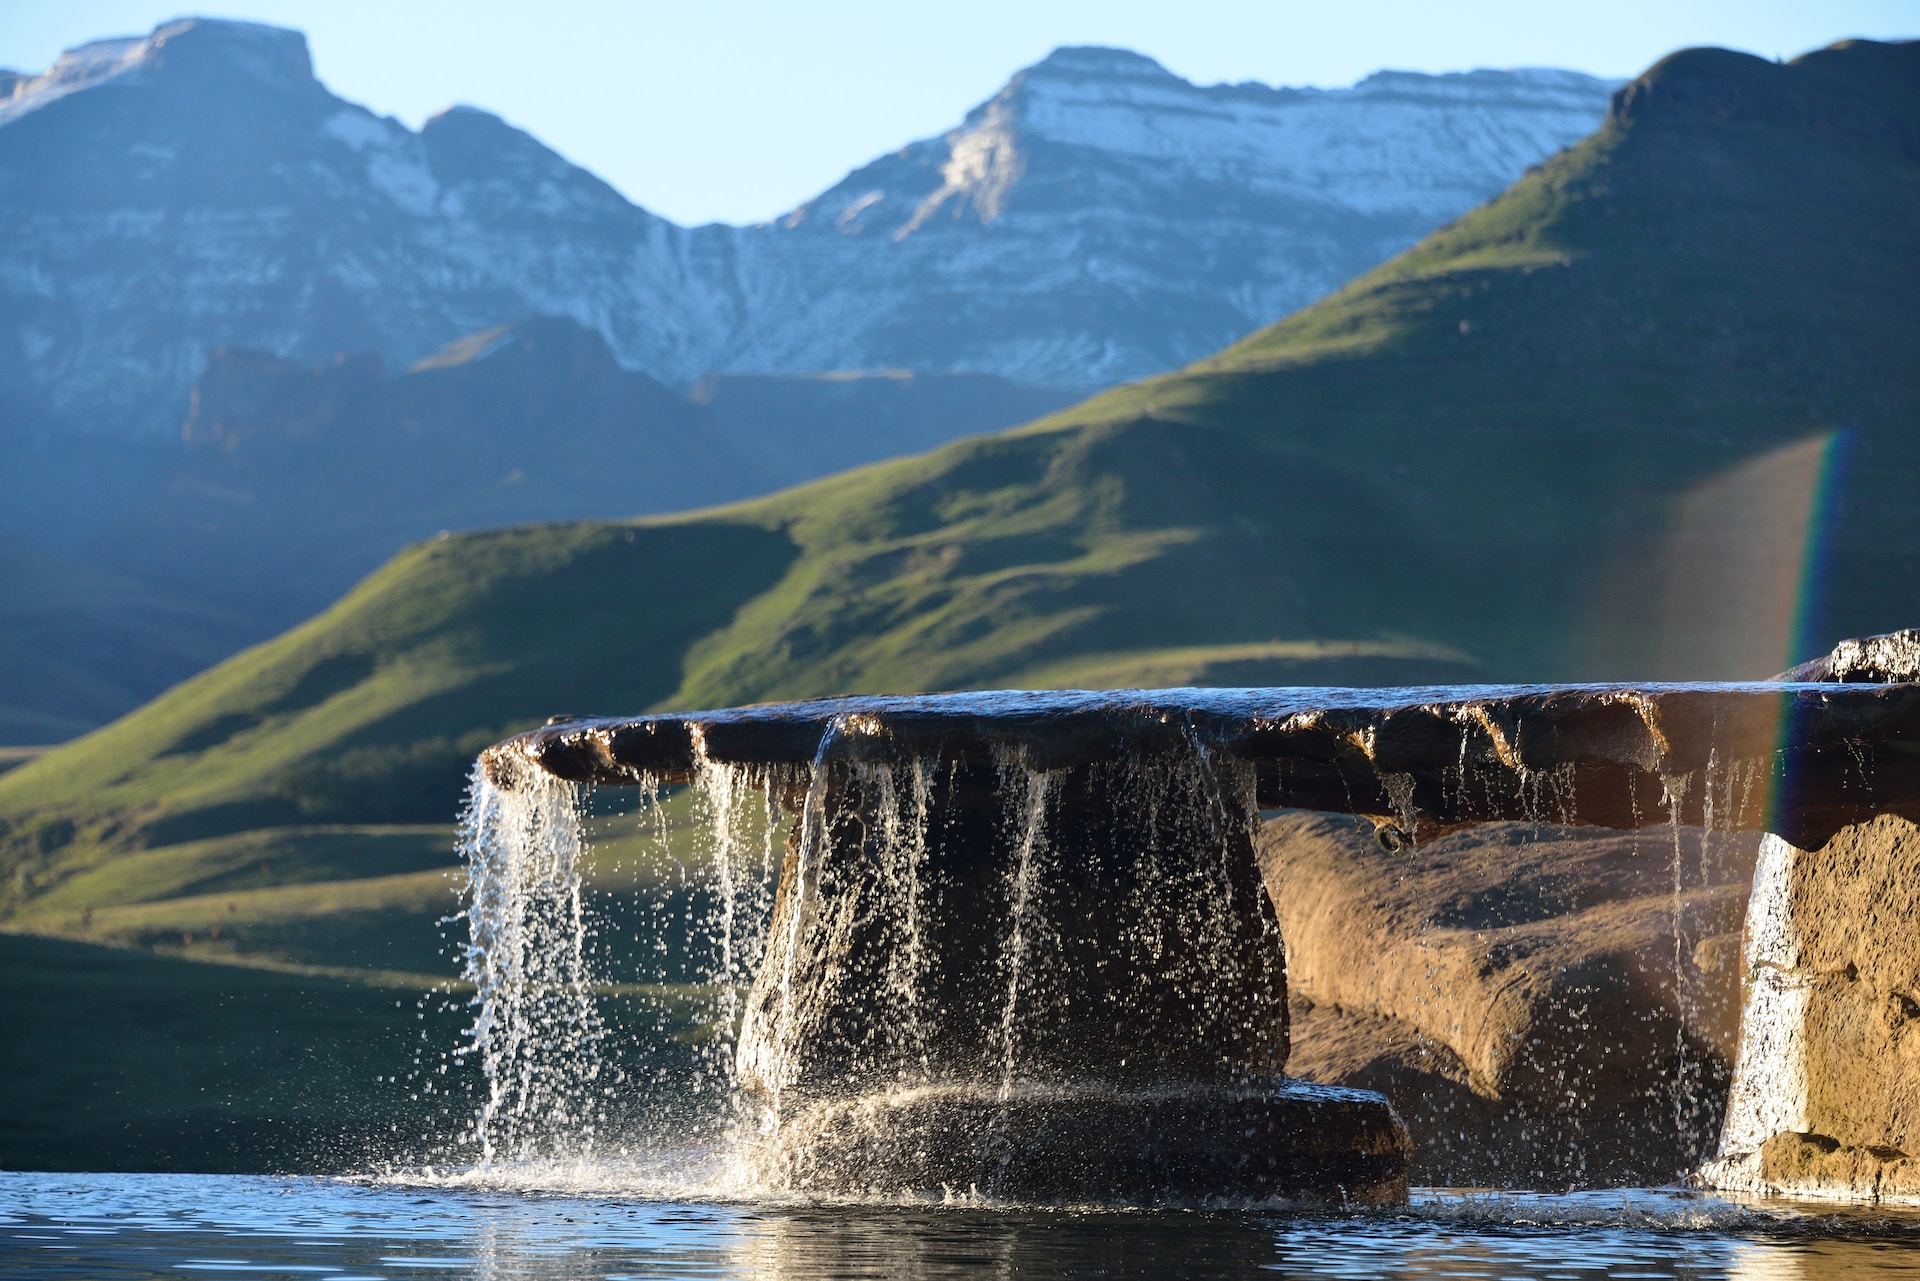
(489, 681), (1919, 776)
(482, 679), (1920, 847)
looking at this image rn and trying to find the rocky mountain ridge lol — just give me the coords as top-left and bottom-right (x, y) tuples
(0, 17), (1615, 439)
(0, 17), (1617, 740)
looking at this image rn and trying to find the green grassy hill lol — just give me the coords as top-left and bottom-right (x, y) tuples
(2, 38), (1915, 1169)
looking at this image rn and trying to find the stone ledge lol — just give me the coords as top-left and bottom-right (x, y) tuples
(751, 1080), (1411, 1206)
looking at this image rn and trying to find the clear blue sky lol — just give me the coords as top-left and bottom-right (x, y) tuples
(3, 1), (1914, 226)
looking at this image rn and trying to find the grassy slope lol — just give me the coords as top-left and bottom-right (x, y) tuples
(0, 792), (738, 1171)
(679, 39), (1919, 700)
(1, 39), (1916, 1168)
(0, 520), (795, 909)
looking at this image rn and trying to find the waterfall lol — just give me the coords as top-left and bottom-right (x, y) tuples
(433, 666), (1920, 1202)
(1661, 771), (1705, 1149)
(992, 754), (1054, 1100)
(732, 743), (957, 1119)
(438, 728), (1273, 1174)
(878, 757), (937, 1073)
(1699, 833), (1810, 1188)
(446, 718), (1802, 1193)
(733, 739), (836, 1129)
(688, 750), (783, 1077)
(454, 762), (606, 1165)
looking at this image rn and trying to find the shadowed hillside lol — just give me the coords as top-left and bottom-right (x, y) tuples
(0, 538), (251, 744)
(1, 317), (1078, 740)
(89, 319), (1075, 633)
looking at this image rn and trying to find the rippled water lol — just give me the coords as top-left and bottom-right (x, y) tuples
(8, 1173), (1920, 1279)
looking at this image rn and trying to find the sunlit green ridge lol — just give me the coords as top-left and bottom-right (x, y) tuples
(2, 36), (1916, 956)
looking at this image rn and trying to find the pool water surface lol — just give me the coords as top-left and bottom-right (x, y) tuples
(6, 1172), (1920, 1279)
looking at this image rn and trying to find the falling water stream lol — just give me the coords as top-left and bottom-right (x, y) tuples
(1703, 831), (1815, 1195)
(453, 764), (607, 1165)
(992, 755), (1052, 1105)
(441, 730), (1309, 1196)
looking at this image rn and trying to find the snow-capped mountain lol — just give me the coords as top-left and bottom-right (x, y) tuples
(738, 48), (1613, 384)
(0, 18), (1615, 439)
(0, 20), (730, 438)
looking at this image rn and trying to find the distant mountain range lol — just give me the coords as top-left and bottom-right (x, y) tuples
(6, 36), (1914, 918)
(0, 17), (1615, 741)
(0, 18), (1614, 437)
(100, 318), (1078, 635)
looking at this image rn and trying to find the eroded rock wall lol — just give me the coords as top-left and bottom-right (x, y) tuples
(1261, 811), (1759, 1186)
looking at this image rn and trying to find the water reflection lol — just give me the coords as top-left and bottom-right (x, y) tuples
(1730, 1240), (1920, 1280)
(6, 1174), (1920, 1280)
(732, 1208), (1281, 1279)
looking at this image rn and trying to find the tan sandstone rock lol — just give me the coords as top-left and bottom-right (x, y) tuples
(1744, 1132), (1920, 1202)
(1703, 815), (1920, 1202)
(1261, 811), (1759, 1186)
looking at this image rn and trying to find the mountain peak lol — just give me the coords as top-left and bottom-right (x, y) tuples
(1022, 46), (1176, 81)
(0, 12), (1618, 426)
(1611, 38), (1920, 141)
(147, 18), (314, 84)
(425, 103), (503, 126)
(0, 18), (313, 127)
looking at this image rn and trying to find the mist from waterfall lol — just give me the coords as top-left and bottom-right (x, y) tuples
(453, 764), (608, 1164)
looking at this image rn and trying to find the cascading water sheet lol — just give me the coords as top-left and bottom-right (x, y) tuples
(688, 750), (784, 1074)
(455, 763), (606, 1164)
(1700, 832), (1811, 1191)
(448, 746), (1808, 1198)
(455, 710), (1330, 1200)
(991, 752), (1053, 1103)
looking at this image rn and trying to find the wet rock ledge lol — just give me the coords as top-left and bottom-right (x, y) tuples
(490, 672), (1920, 851)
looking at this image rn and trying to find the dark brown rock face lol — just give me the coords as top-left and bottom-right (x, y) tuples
(1262, 812), (1759, 1187)
(492, 680), (1920, 852)
(1745, 1132), (1920, 1202)
(759, 1081), (1410, 1205)
(734, 752), (1287, 1103)
(1794, 817), (1920, 1151)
